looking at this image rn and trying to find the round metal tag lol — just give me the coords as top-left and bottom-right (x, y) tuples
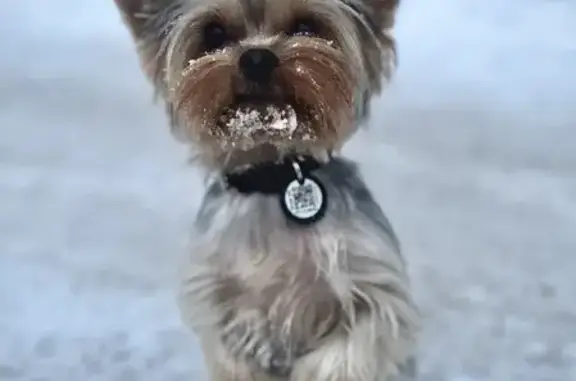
(280, 176), (327, 224)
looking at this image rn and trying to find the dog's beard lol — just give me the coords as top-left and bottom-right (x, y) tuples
(166, 38), (356, 166)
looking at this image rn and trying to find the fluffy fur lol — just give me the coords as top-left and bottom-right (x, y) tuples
(114, 0), (419, 380)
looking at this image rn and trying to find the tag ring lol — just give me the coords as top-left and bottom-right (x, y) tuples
(291, 161), (304, 184)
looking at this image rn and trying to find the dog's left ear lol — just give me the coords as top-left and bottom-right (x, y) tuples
(365, 0), (400, 29)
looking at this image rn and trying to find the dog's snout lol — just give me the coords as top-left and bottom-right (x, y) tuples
(239, 48), (279, 84)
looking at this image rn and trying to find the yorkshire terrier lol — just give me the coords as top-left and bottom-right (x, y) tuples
(114, 0), (419, 380)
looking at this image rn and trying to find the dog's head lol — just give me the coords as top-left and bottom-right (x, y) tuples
(115, 0), (399, 169)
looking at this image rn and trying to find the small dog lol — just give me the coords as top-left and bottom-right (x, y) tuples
(114, 0), (419, 380)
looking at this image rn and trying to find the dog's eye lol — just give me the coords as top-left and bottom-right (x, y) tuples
(289, 18), (319, 37)
(203, 22), (229, 51)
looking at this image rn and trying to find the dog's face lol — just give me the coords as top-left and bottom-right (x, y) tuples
(115, 0), (399, 168)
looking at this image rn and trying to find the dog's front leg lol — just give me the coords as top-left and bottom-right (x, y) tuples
(180, 269), (298, 379)
(219, 307), (301, 377)
(291, 311), (417, 381)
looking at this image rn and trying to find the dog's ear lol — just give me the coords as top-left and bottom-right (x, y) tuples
(114, 0), (173, 38)
(114, 0), (142, 13)
(114, 0), (145, 36)
(367, 0), (399, 12)
(114, 0), (180, 88)
(365, 0), (399, 29)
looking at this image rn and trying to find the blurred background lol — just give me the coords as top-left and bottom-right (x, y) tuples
(1, 0), (575, 380)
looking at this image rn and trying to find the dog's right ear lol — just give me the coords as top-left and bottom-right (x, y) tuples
(114, 0), (151, 37)
(114, 0), (176, 38)
(114, 0), (142, 34)
(114, 0), (180, 88)
(114, 0), (142, 14)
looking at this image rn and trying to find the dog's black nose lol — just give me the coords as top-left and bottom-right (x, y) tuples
(239, 48), (279, 84)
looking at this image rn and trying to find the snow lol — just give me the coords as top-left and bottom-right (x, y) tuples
(215, 104), (303, 148)
(0, 0), (575, 380)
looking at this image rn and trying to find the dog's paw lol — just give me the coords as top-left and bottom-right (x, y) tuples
(221, 311), (297, 376)
(249, 336), (294, 377)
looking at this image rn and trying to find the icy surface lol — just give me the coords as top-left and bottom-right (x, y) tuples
(1, 0), (575, 380)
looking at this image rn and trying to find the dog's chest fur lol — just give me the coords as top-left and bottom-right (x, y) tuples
(189, 158), (402, 338)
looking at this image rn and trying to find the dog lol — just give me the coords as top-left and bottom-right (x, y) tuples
(114, 0), (419, 380)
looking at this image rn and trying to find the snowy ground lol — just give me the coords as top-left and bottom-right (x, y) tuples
(1, 1), (575, 380)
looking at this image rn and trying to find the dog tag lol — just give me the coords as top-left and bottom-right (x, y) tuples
(280, 176), (327, 225)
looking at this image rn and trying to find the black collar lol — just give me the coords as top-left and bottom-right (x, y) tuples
(224, 156), (322, 195)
